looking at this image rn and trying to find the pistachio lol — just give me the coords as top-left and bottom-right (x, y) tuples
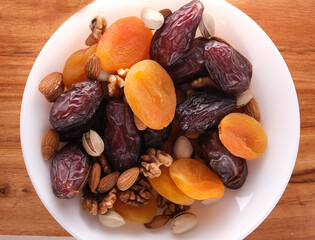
(173, 136), (193, 159)
(236, 88), (253, 108)
(82, 130), (104, 157)
(201, 198), (221, 205)
(85, 53), (110, 81)
(98, 209), (125, 228)
(171, 212), (197, 234)
(141, 7), (164, 30)
(199, 13), (215, 38)
(38, 72), (64, 102)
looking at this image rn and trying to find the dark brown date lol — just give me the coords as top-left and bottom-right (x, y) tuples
(142, 123), (172, 149)
(175, 90), (236, 131)
(204, 39), (252, 95)
(150, 0), (204, 66)
(51, 143), (91, 199)
(199, 129), (248, 189)
(50, 80), (103, 131)
(166, 37), (209, 85)
(103, 99), (141, 171)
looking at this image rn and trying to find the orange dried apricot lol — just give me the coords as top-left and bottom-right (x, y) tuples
(114, 196), (157, 224)
(169, 158), (225, 200)
(149, 166), (195, 205)
(142, 27), (153, 60)
(96, 17), (151, 71)
(218, 113), (267, 160)
(62, 44), (97, 89)
(124, 60), (176, 130)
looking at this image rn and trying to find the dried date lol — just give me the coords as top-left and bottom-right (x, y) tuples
(50, 80), (103, 131)
(150, 0), (204, 66)
(51, 143), (91, 199)
(199, 129), (248, 189)
(166, 37), (209, 85)
(204, 39), (252, 95)
(175, 90), (236, 131)
(142, 123), (172, 149)
(103, 99), (141, 171)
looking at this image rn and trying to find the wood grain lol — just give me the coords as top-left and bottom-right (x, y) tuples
(0, 0), (314, 239)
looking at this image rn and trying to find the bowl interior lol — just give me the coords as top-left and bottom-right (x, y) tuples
(20, 0), (300, 239)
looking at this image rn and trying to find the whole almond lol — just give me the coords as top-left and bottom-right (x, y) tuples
(244, 98), (261, 121)
(89, 162), (101, 192)
(38, 72), (64, 102)
(85, 53), (101, 80)
(144, 215), (170, 229)
(41, 129), (60, 160)
(159, 9), (172, 19)
(97, 171), (120, 193)
(117, 167), (139, 191)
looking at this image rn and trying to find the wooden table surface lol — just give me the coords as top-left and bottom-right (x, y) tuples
(0, 0), (314, 239)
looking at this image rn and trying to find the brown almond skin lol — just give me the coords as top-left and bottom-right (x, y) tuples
(244, 98), (261, 121)
(97, 171), (120, 193)
(38, 72), (64, 102)
(117, 167), (139, 191)
(144, 215), (170, 229)
(89, 162), (101, 192)
(41, 129), (60, 160)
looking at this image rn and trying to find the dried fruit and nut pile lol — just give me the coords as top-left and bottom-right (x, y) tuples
(39, 0), (267, 234)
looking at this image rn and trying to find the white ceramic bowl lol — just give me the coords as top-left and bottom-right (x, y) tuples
(20, 0), (300, 239)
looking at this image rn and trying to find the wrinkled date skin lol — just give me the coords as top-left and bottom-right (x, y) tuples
(176, 90), (236, 131)
(166, 37), (209, 85)
(58, 99), (107, 142)
(204, 40), (252, 95)
(51, 143), (91, 199)
(142, 123), (172, 149)
(199, 129), (248, 189)
(150, 0), (204, 67)
(50, 80), (103, 131)
(103, 99), (141, 171)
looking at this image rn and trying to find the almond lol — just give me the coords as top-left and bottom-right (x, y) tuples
(89, 162), (101, 192)
(159, 9), (172, 19)
(117, 167), (139, 191)
(38, 72), (64, 102)
(244, 98), (261, 121)
(97, 171), (120, 193)
(41, 129), (60, 160)
(144, 215), (170, 229)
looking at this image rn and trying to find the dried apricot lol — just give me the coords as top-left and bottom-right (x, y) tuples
(149, 166), (195, 205)
(96, 17), (151, 71)
(169, 158), (225, 200)
(62, 44), (97, 88)
(124, 60), (176, 130)
(218, 113), (267, 160)
(142, 27), (153, 60)
(114, 196), (157, 224)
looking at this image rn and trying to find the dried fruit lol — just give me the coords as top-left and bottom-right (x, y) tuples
(117, 167), (139, 191)
(97, 172), (120, 193)
(171, 212), (197, 234)
(51, 143), (91, 199)
(219, 113), (267, 160)
(89, 162), (101, 192)
(96, 17), (151, 71)
(50, 80), (103, 132)
(98, 209), (125, 228)
(199, 129), (248, 189)
(144, 215), (170, 229)
(124, 60), (176, 129)
(175, 90), (236, 131)
(150, 0), (204, 66)
(173, 136), (193, 159)
(82, 130), (104, 157)
(141, 7), (164, 30)
(149, 166), (195, 205)
(204, 39), (252, 95)
(41, 129), (60, 160)
(165, 37), (209, 85)
(141, 124), (172, 149)
(103, 99), (141, 171)
(38, 72), (64, 102)
(169, 158), (225, 200)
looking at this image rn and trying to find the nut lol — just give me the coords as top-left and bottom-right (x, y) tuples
(89, 162), (101, 192)
(184, 130), (203, 139)
(82, 197), (98, 216)
(85, 53), (110, 81)
(98, 209), (125, 228)
(236, 88), (253, 108)
(117, 68), (129, 77)
(99, 153), (112, 174)
(107, 74), (125, 98)
(38, 72), (64, 102)
(85, 15), (107, 46)
(134, 114), (147, 131)
(244, 98), (261, 121)
(173, 136), (193, 159)
(199, 13), (215, 38)
(171, 212), (197, 234)
(41, 129), (60, 160)
(190, 76), (219, 89)
(117, 167), (140, 191)
(82, 130), (104, 157)
(141, 7), (164, 30)
(144, 215), (170, 229)
(201, 198), (221, 205)
(99, 188), (117, 214)
(97, 171), (120, 193)
(159, 9), (172, 19)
